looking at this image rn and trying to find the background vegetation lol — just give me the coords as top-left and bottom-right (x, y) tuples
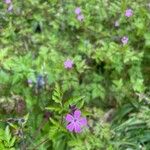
(0, 0), (150, 149)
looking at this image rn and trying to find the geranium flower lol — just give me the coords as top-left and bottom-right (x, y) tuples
(5, 0), (11, 4)
(125, 9), (133, 17)
(65, 109), (87, 133)
(75, 7), (81, 15)
(121, 36), (128, 45)
(77, 14), (84, 21)
(64, 59), (73, 69)
(7, 4), (13, 12)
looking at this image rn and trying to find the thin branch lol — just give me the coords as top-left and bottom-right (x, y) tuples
(32, 138), (49, 150)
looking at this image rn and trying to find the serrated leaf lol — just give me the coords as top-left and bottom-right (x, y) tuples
(64, 96), (85, 108)
(5, 126), (11, 143)
(52, 83), (62, 105)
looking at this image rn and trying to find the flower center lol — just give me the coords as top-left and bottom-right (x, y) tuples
(74, 119), (77, 122)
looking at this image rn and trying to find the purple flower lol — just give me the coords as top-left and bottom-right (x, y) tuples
(125, 9), (133, 17)
(75, 7), (81, 15)
(77, 14), (84, 21)
(69, 105), (77, 114)
(5, 0), (11, 4)
(65, 109), (87, 133)
(36, 75), (45, 88)
(7, 4), (13, 12)
(64, 59), (73, 69)
(121, 36), (128, 45)
(114, 21), (119, 27)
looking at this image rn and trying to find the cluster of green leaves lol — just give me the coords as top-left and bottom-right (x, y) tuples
(112, 98), (150, 149)
(0, 126), (15, 150)
(0, 0), (150, 149)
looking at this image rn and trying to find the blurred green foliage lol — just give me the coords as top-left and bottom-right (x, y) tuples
(0, 0), (150, 149)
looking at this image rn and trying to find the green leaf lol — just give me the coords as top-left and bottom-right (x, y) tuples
(64, 96), (85, 108)
(5, 126), (11, 144)
(52, 83), (62, 105)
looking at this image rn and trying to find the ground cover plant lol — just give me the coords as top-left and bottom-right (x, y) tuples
(0, 0), (150, 149)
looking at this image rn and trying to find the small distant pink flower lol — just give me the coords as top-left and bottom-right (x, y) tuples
(64, 59), (73, 69)
(114, 21), (119, 27)
(65, 109), (87, 133)
(77, 14), (84, 21)
(125, 9), (133, 17)
(5, 0), (11, 4)
(75, 7), (81, 15)
(121, 36), (128, 45)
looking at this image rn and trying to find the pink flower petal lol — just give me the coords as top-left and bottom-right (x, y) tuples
(77, 14), (84, 21)
(75, 7), (81, 15)
(5, 0), (11, 4)
(8, 4), (13, 12)
(67, 122), (74, 132)
(74, 110), (81, 119)
(125, 9), (133, 17)
(65, 114), (74, 122)
(74, 123), (81, 133)
(79, 117), (87, 126)
(64, 59), (73, 69)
